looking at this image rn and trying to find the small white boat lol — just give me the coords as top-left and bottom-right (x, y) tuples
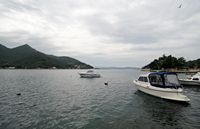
(133, 72), (190, 102)
(179, 72), (200, 86)
(79, 70), (101, 78)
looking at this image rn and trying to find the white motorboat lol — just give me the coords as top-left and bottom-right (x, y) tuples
(179, 72), (200, 86)
(133, 72), (190, 102)
(79, 70), (101, 78)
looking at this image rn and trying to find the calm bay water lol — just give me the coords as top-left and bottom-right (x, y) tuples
(0, 69), (200, 129)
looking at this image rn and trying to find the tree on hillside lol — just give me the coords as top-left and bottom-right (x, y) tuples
(143, 55), (187, 70)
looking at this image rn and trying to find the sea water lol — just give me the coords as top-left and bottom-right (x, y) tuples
(0, 69), (199, 129)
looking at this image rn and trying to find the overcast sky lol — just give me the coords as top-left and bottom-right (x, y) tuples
(0, 0), (199, 67)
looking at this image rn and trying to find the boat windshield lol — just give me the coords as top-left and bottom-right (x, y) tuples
(149, 74), (163, 86)
(87, 70), (94, 73)
(164, 74), (180, 86)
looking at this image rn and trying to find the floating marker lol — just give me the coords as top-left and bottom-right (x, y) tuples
(16, 93), (21, 96)
(104, 81), (108, 86)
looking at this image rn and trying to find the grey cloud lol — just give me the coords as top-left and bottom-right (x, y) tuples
(0, 0), (41, 15)
(0, 0), (200, 67)
(82, 0), (200, 45)
(0, 31), (51, 51)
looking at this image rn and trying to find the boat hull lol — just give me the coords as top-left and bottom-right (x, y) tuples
(134, 81), (190, 102)
(179, 79), (200, 86)
(79, 73), (100, 78)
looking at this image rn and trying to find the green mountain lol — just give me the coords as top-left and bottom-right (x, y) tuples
(143, 54), (200, 70)
(0, 44), (93, 69)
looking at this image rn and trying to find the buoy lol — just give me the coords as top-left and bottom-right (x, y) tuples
(16, 93), (21, 96)
(104, 81), (108, 86)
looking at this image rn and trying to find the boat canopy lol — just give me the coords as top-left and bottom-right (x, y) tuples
(148, 72), (182, 89)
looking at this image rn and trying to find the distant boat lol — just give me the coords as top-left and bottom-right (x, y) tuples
(79, 70), (101, 78)
(133, 72), (190, 102)
(179, 72), (200, 86)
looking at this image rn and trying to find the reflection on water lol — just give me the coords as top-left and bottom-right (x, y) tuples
(0, 69), (200, 129)
(135, 91), (191, 128)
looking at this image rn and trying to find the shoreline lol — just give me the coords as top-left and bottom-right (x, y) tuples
(141, 69), (200, 74)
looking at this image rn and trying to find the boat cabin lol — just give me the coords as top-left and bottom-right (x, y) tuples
(149, 72), (182, 89)
(86, 70), (94, 73)
(138, 72), (182, 89)
(138, 74), (148, 82)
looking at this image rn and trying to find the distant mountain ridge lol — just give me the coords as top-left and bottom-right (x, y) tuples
(0, 44), (93, 69)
